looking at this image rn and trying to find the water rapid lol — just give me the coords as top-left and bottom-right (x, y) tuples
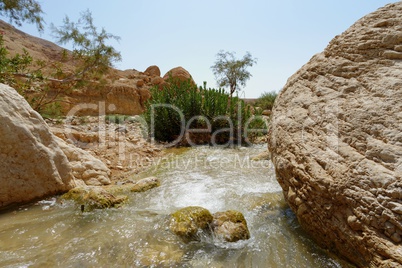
(0, 146), (349, 267)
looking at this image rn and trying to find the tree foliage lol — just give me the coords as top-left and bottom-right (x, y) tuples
(254, 91), (278, 111)
(0, 0), (44, 31)
(211, 50), (257, 98)
(0, 8), (121, 116)
(51, 9), (122, 81)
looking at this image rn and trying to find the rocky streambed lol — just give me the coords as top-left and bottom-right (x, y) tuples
(0, 146), (350, 267)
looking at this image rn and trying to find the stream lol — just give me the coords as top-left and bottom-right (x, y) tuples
(0, 146), (350, 267)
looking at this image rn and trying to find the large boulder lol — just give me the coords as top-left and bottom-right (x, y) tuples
(268, 3), (402, 267)
(144, 65), (161, 77)
(0, 84), (76, 208)
(162, 66), (195, 85)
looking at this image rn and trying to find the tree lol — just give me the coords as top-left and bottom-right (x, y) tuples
(51, 9), (122, 81)
(0, 0), (44, 31)
(0, 8), (121, 115)
(211, 50), (257, 99)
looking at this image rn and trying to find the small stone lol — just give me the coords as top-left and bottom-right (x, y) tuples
(131, 177), (160, 192)
(115, 126), (128, 133)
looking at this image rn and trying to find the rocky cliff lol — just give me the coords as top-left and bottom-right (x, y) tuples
(268, 3), (402, 267)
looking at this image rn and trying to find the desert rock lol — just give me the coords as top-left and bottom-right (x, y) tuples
(169, 206), (213, 242)
(211, 210), (250, 242)
(55, 137), (111, 186)
(268, 3), (402, 267)
(0, 84), (76, 208)
(144, 65), (161, 77)
(162, 66), (195, 85)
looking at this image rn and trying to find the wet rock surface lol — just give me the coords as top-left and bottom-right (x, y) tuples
(169, 206), (213, 242)
(62, 187), (128, 212)
(169, 206), (250, 244)
(211, 210), (250, 242)
(131, 177), (160, 192)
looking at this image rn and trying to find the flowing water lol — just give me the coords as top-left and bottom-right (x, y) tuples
(0, 146), (351, 267)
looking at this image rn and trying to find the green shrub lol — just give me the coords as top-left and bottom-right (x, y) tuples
(254, 91), (278, 111)
(143, 78), (254, 145)
(40, 102), (63, 119)
(105, 114), (130, 124)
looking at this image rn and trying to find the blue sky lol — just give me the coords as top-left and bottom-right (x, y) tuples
(15, 0), (399, 98)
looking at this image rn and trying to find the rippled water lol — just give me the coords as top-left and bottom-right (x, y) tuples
(0, 146), (351, 267)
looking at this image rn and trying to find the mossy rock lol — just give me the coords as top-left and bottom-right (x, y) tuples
(169, 206), (213, 242)
(62, 187), (128, 212)
(131, 177), (160, 192)
(211, 210), (250, 242)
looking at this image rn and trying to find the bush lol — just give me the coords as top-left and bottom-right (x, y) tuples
(105, 114), (130, 124)
(143, 78), (254, 145)
(254, 91), (278, 111)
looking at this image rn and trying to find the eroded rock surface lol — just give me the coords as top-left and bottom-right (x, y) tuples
(0, 84), (76, 208)
(56, 137), (111, 186)
(163, 66), (195, 85)
(268, 3), (402, 267)
(211, 210), (250, 242)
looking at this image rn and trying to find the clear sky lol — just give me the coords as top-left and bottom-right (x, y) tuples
(14, 0), (399, 98)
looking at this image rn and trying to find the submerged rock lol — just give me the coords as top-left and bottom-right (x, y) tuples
(251, 150), (270, 161)
(137, 242), (184, 267)
(131, 177), (160, 192)
(169, 206), (213, 242)
(268, 3), (402, 267)
(169, 206), (251, 243)
(211, 210), (250, 242)
(62, 187), (127, 211)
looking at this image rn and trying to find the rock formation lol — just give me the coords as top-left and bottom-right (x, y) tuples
(0, 20), (153, 116)
(144, 65), (161, 77)
(163, 66), (195, 85)
(0, 84), (76, 208)
(0, 84), (115, 209)
(56, 137), (111, 186)
(268, 3), (402, 267)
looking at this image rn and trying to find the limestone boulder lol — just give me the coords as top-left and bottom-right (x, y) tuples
(55, 137), (111, 186)
(268, 3), (402, 267)
(0, 84), (76, 208)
